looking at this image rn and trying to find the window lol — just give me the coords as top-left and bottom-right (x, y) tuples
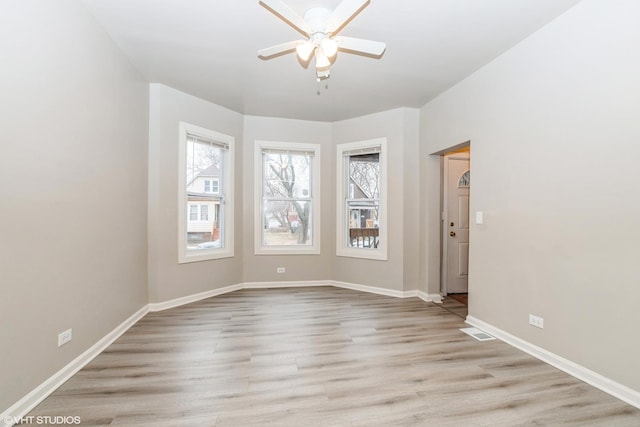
(203, 179), (219, 193)
(336, 138), (387, 260)
(200, 205), (209, 221)
(254, 141), (321, 254)
(178, 122), (234, 263)
(458, 170), (470, 188)
(188, 205), (210, 222)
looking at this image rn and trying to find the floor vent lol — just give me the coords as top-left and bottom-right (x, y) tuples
(460, 327), (496, 341)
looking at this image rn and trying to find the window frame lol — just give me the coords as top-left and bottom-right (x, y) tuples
(178, 121), (234, 263)
(336, 138), (387, 260)
(254, 140), (321, 255)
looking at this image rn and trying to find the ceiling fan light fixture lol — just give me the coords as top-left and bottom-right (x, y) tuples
(296, 41), (315, 61)
(320, 38), (338, 58)
(315, 50), (331, 70)
(316, 69), (331, 81)
(259, 0), (386, 81)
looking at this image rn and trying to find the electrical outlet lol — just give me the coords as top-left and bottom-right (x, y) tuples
(529, 314), (544, 329)
(276, 267), (285, 273)
(58, 328), (73, 347)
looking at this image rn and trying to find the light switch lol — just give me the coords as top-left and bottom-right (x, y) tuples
(475, 211), (483, 225)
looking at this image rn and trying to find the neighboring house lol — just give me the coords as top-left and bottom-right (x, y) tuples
(348, 157), (380, 230)
(348, 178), (377, 229)
(186, 164), (221, 244)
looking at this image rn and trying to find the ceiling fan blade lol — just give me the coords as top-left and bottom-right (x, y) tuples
(259, 0), (310, 37)
(326, 0), (370, 35)
(258, 40), (300, 59)
(336, 36), (386, 57)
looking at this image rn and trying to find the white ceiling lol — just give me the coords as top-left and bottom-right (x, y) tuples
(80, 0), (581, 122)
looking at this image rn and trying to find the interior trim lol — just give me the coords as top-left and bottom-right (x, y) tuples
(148, 280), (441, 313)
(3, 280), (435, 425)
(466, 315), (640, 410)
(1, 306), (149, 427)
(147, 284), (243, 312)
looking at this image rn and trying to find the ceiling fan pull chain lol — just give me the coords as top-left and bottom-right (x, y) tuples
(316, 81), (329, 96)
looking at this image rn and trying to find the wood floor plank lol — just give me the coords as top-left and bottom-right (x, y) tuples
(27, 287), (639, 426)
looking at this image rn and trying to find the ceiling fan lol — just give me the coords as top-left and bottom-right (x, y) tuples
(258, 0), (386, 80)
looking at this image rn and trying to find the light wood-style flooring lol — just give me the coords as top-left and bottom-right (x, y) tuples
(29, 287), (639, 426)
(439, 295), (468, 319)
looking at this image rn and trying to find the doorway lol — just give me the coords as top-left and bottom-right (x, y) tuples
(441, 148), (470, 299)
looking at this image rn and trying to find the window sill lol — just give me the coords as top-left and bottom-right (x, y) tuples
(178, 248), (234, 264)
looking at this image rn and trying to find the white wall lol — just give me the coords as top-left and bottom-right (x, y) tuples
(421, 0), (640, 392)
(332, 108), (421, 291)
(242, 115), (332, 283)
(147, 84), (244, 302)
(402, 110), (421, 291)
(0, 0), (149, 411)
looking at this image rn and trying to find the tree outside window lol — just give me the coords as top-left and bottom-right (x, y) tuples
(255, 141), (320, 254)
(263, 151), (312, 245)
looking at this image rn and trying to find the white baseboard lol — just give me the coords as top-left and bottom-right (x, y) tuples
(147, 280), (436, 313)
(1, 305), (149, 427)
(243, 280), (331, 289)
(417, 291), (442, 303)
(1, 281), (441, 425)
(147, 283), (243, 312)
(241, 280), (439, 302)
(7, 284), (638, 424)
(330, 280), (406, 298)
(466, 315), (640, 410)
(329, 282), (442, 303)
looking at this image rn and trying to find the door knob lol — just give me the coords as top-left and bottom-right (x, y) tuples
(450, 231), (456, 237)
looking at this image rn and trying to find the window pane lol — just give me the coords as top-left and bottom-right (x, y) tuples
(458, 170), (470, 188)
(347, 200), (379, 248)
(179, 122), (234, 263)
(262, 200), (312, 246)
(261, 149), (314, 248)
(348, 153), (380, 199)
(263, 152), (312, 199)
(186, 137), (225, 250)
(346, 152), (380, 249)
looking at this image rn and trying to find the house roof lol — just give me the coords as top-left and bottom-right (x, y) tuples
(196, 164), (219, 178)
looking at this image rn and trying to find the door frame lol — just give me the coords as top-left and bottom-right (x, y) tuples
(437, 143), (471, 296)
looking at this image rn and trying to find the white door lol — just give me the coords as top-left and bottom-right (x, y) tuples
(444, 155), (470, 294)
